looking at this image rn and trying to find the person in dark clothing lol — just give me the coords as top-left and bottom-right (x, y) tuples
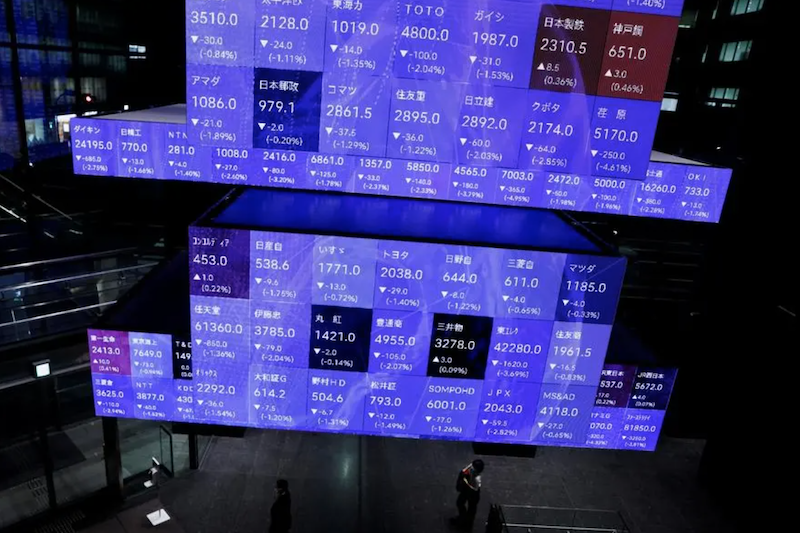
(269, 478), (292, 533)
(451, 459), (484, 530)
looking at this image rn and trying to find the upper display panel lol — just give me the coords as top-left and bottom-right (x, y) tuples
(185, 0), (683, 180)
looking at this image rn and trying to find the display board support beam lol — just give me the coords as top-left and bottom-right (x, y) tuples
(102, 417), (124, 502)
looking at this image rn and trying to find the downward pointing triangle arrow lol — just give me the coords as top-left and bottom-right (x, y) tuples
(591, 149), (599, 156)
(379, 286), (386, 293)
(311, 408), (318, 414)
(314, 348), (321, 354)
(400, 50), (408, 57)
(169, 161), (174, 166)
(637, 197), (642, 203)
(499, 185), (506, 191)
(260, 39), (268, 47)
(191, 118), (199, 126)
(263, 167), (269, 173)
(358, 174), (364, 179)
(538, 422), (544, 428)
(310, 170), (317, 176)
(681, 201), (687, 206)
(469, 55), (477, 64)
(405, 177), (411, 183)
(592, 193), (597, 199)
(191, 35), (198, 43)
(425, 416), (432, 422)
(460, 138), (467, 145)
(482, 419), (489, 425)
(97, 401), (102, 406)
(546, 189), (552, 195)
(255, 278), (262, 284)
(215, 163), (222, 169)
(325, 127), (333, 135)
(254, 404), (260, 409)
(196, 339), (202, 345)
(137, 404), (142, 409)
(526, 143), (533, 151)
(369, 412), (375, 418)
(317, 282), (325, 289)
(122, 158), (128, 163)
(373, 352), (380, 358)
(76, 155), (82, 160)
(502, 295), (509, 301)
(491, 360), (499, 366)
(197, 400), (204, 405)
(258, 123), (266, 130)
(441, 291), (448, 297)
(255, 344), (262, 349)
(393, 132), (401, 140)
(550, 363), (556, 370)
(330, 44), (338, 52)
(452, 181), (458, 187)
(562, 299), (570, 306)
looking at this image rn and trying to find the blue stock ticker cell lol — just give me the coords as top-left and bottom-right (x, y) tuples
(249, 365), (309, 429)
(556, 254), (627, 324)
(368, 309), (433, 376)
(320, 71), (393, 157)
(307, 369), (369, 432)
(187, 64), (254, 147)
(186, 0), (254, 67)
(255, 0), (327, 72)
(324, 0), (396, 75)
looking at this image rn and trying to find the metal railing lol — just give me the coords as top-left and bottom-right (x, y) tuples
(498, 505), (631, 533)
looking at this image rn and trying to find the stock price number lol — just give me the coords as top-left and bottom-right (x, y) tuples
(318, 262), (362, 276)
(261, 15), (309, 30)
(190, 11), (239, 26)
(254, 387), (286, 399)
(434, 338), (476, 351)
(311, 392), (344, 403)
(379, 267), (424, 280)
(195, 321), (244, 335)
(315, 330), (357, 343)
(254, 326), (296, 338)
(255, 258), (290, 270)
(493, 342), (542, 355)
(461, 116), (508, 130)
(374, 334), (416, 346)
(193, 253), (228, 267)
(192, 96), (237, 110)
(442, 272), (478, 284)
(370, 396), (402, 407)
(326, 105), (373, 119)
(195, 383), (236, 395)
(565, 280), (607, 293)
(259, 100), (295, 114)
(540, 38), (587, 54)
(483, 402), (523, 414)
(473, 32), (519, 47)
(552, 345), (593, 358)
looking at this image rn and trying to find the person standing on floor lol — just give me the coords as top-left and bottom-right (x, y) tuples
(269, 479), (292, 533)
(452, 459), (485, 529)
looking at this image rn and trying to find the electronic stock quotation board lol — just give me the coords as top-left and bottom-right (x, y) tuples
(71, 0), (731, 223)
(89, 225), (676, 451)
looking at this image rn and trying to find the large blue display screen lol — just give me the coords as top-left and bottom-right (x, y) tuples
(90, 226), (675, 450)
(183, 0), (682, 180)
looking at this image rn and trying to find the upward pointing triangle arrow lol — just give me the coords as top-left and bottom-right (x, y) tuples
(605, 69), (613, 77)
(537, 63), (545, 71)
(193, 274), (200, 281)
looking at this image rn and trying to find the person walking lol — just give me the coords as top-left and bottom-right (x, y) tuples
(451, 459), (484, 529)
(269, 479), (292, 533)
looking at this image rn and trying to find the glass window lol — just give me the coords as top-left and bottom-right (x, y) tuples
(731, 0), (764, 15)
(719, 40), (753, 62)
(706, 87), (740, 108)
(661, 98), (679, 112)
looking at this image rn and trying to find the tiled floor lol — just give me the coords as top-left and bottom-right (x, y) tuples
(149, 430), (731, 533)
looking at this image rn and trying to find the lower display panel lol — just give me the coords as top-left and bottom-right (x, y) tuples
(89, 329), (674, 452)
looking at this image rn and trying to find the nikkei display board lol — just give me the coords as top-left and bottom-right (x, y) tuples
(89, 226), (675, 450)
(183, 0), (680, 179)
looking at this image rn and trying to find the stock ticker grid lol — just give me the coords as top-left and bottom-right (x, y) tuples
(71, 0), (731, 222)
(89, 226), (675, 450)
